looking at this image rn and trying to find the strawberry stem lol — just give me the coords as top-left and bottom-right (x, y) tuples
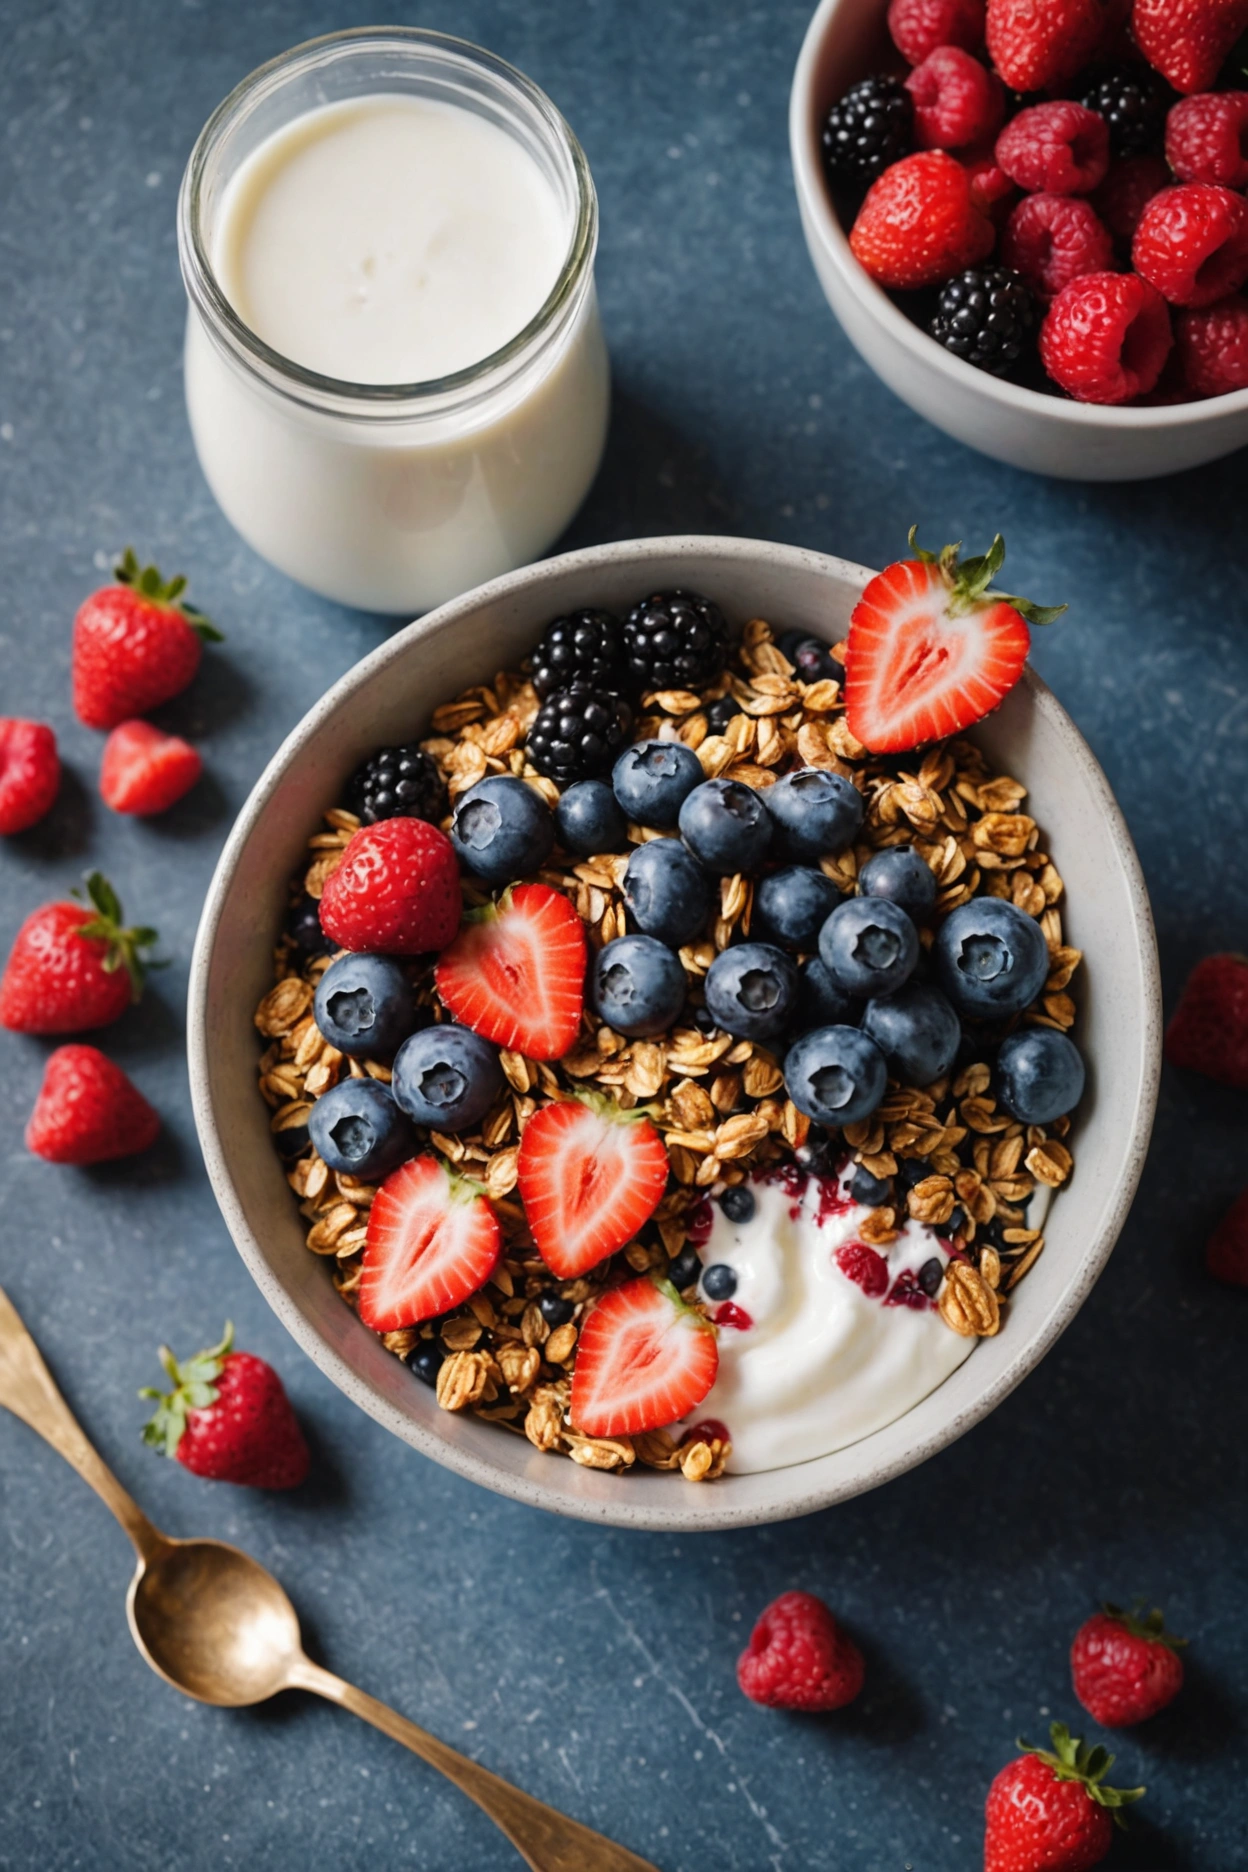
(1103, 1600), (1187, 1650)
(71, 871), (163, 1001)
(907, 525), (1067, 629)
(1017, 1721), (1145, 1825)
(114, 546), (224, 642)
(139, 1322), (233, 1458)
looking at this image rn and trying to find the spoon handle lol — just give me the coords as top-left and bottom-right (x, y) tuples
(0, 1282), (165, 1562)
(290, 1656), (659, 1872)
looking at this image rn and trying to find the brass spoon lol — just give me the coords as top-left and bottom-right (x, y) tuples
(0, 1283), (656, 1872)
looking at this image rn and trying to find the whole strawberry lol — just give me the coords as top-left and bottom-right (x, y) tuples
(26, 1044), (160, 1165)
(987, 0), (1120, 92)
(319, 816), (461, 955)
(851, 151), (995, 290)
(0, 873), (159, 1034)
(736, 1591), (865, 1711)
(0, 719), (60, 835)
(1164, 952), (1248, 1087)
(1133, 0), (1248, 95)
(72, 548), (222, 731)
(141, 1323), (309, 1490)
(1072, 1602), (1186, 1726)
(985, 1723), (1144, 1872)
(1206, 1185), (1248, 1285)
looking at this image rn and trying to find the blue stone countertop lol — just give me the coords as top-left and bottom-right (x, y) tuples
(2, 2), (1246, 1868)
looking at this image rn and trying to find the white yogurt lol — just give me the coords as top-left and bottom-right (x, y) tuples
(686, 1167), (975, 1473)
(179, 36), (609, 613)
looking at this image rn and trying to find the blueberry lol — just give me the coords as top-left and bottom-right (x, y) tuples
(623, 838), (713, 947)
(995, 1028), (1086, 1124)
(668, 1245), (702, 1289)
(947, 1206), (966, 1238)
(897, 1157), (932, 1192)
(286, 892), (333, 958)
(313, 953), (421, 1059)
(612, 739), (704, 829)
(796, 1130), (840, 1176)
(787, 636), (845, 684)
(792, 956), (860, 1033)
(933, 897), (1049, 1019)
(819, 898), (920, 998)
(678, 779), (772, 875)
(753, 866), (843, 952)
(538, 1292), (575, 1328)
(705, 694), (743, 735)
(859, 846), (937, 922)
(766, 767), (864, 860)
(704, 943), (798, 1041)
(917, 1257), (944, 1297)
(718, 1185), (756, 1224)
(406, 1341), (445, 1386)
(702, 1263), (738, 1300)
(306, 1078), (417, 1180)
(451, 776), (554, 884)
(392, 1024), (504, 1130)
(860, 981), (962, 1086)
(274, 1123), (310, 1162)
(784, 1025), (888, 1126)
(850, 1164), (892, 1205)
(592, 934), (687, 1037)
(555, 779), (628, 856)
(691, 1003), (718, 1036)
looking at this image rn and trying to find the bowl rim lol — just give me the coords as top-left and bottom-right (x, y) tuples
(788, 0), (1248, 431)
(188, 533), (1162, 1531)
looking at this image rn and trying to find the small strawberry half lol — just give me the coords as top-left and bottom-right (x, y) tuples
(0, 719), (60, 835)
(1071, 1601), (1186, 1727)
(845, 528), (1065, 754)
(517, 1092), (669, 1278)
(100, 719), (203, 816)
(0, 872), (159, 1034)
(319, 817), (461, 956)
(570, 1276), (718, 1438)
(141, 1322), (309, 1490)
(72, 548), (222, 731)
(26, 1044), (160, 1164)
(359, 1154), (501, 1331)
(435, 883), (586, 1061)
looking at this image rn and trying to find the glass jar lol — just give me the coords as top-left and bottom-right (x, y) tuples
(177, 28), (609, 615)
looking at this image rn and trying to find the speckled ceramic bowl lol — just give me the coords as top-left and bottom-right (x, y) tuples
(789, 0), (1248, 480)
(188, 536), (1160, 1530)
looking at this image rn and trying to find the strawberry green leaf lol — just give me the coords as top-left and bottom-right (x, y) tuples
(114, 547), (223, 639)
(71, 872), (162, 1000)
(1017, 1721), (1145, 1822)
(140, 1323), (233, 1459)
(1104, 1600), (1188, 1650)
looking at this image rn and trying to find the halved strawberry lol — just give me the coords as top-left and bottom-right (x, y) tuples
(100, 719), (203, 816)
(517, 1092), (669, 1278)
(844, 530), (1065, 754)
(359, 1155), (500, 1331)
(434, 883), (586, 1061)
(570, 1276), (718, 1438)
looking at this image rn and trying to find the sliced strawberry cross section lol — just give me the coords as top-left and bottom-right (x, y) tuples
(845, 529), (1064, 754)
(517, 1092), (669, 1279)
(570, 1276), (718, 1438)
(435, 882), (586, 1061)
(360, 1154), (501, 1331)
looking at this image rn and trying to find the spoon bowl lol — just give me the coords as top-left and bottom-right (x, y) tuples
(127, 1537), (305, 1707)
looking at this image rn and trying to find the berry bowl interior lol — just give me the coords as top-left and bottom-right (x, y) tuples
(789, 0), (1248, 481)
(188, 535), (1160, 1531)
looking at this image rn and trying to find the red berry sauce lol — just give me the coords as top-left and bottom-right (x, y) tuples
(834, 1241), (891, 1298)
(713, 1301), (753, 1331)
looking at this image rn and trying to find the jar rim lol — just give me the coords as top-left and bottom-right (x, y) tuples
(177, 26), (598, 416)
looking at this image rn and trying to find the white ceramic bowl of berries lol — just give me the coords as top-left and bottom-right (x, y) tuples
(189, 533), (1160, 1530)
(790, 0), (1248, 479)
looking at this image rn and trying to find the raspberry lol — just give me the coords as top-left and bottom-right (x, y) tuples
(1040, 271), (1173, 402)
(736, 1592), (865, 1712)
(1166, 91), (1248, 189)
(835, 1241), (891, 1296)
(1173, 294), (1248, 397)
(888, 0), (985, 65)
(1001, 192), (1115, 299)
(962, 145), (1015, 219)
(849, 151), (995, 289)
(995, 101), (1111, 195)
(1133, 182), (1248, 306)
(905, 46), (1004, 151)
(0, 719), (60, 836)
(1092, 154), (1172, 247)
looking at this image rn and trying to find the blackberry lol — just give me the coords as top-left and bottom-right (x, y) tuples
(821, 75), (913, 185)
(526, 685), (632, 788)
(530, 607), (629, 700)
(348, 742), (447, 825)
(621, 589), (728, 694)
(705, 694), (743, 735)
(1080, 65), (1173, 156)
(929, 266), (1037, 376)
